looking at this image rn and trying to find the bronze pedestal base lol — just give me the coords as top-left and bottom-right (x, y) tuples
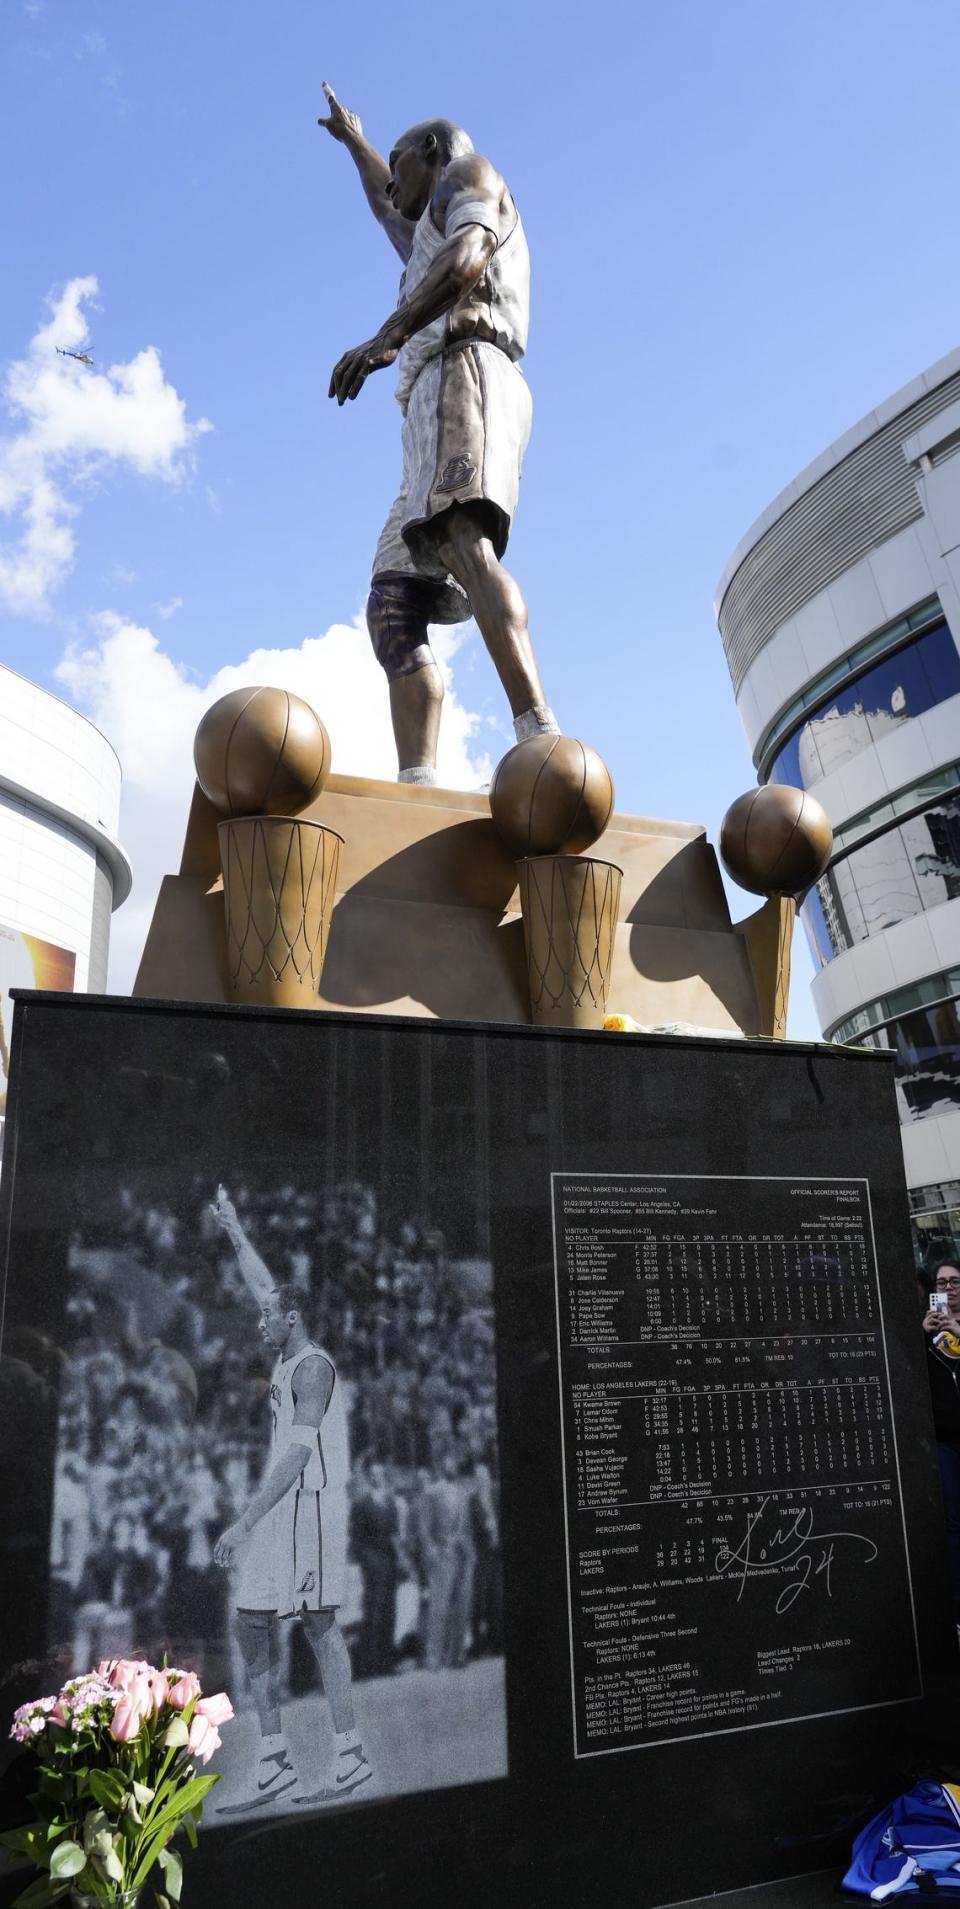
(137, 774), (794, 1038)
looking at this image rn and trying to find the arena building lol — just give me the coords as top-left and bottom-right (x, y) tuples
(716, 348), (960, 1266)
(0, 664), (131, 1114)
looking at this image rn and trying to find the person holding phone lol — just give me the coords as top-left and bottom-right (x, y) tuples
(923, 1261), (960, 1628)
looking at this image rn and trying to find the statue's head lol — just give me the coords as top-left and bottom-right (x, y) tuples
(387, 118), (474, 220)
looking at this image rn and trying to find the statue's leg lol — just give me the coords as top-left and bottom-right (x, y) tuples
(433, 503), (558, 741)
(367, 573), (444, 783)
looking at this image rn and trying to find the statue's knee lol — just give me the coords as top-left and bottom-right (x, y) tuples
(432, 527), (471, 585)
(420, 664), (444, 706)
(367, 576), (437, 682)
(433, 503), (496, 588)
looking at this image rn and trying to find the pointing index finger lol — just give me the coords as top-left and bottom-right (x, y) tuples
(322, 80), (338, 107)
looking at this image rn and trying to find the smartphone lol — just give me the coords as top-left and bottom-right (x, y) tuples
(930, 1291), (950, 1314)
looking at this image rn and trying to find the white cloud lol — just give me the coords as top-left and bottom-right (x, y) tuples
(0, 277), (210, 614)
(56, 611), (493, 993)
(153, 594), (183, 620)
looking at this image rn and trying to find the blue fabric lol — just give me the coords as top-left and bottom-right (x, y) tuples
(844, 1782), (960, 1898)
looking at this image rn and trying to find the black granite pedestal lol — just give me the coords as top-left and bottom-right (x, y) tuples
(0, 997), (955, 1909)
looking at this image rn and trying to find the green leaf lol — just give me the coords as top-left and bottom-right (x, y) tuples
(82, 1808), (108, 1854)
(132, 1781), (155, 1805)
(37, 1774), (70, 1804)
(130, 1773), (217, 1887)
(87, 1769), (127, 1811)
(49, 1840), (87, 1879)
(139, 1772), (216, 1841)
(11, 1874), (70, 1907)
(181, 1815), (198, 1851)
(97, 1839), (124, 1884)
(172, 1774), (217, 1819)
(1, 1824), (48, 1861)
(130, 1823), (173, 1890)
(161, 1718), (189, 1750)
(158, 1847), (182, 1902)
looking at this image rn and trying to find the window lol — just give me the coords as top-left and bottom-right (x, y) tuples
(854, 995), (960, 1125)
(800, 788), (960, 964)
(908, 1182), (960, 1272)
(756, 598), (942, 767)
(831, 968), (960, 1044)
(910, 1180), (960, 1215)
(912, 1207), (960, 1273)
(767, 621), (960, 790)
(831, 762), (960, 855)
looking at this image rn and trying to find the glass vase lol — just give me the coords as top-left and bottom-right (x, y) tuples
(69, 1891), (142, 1907)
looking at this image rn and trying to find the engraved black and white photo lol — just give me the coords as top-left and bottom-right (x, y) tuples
(48, 1158), (506, 1819)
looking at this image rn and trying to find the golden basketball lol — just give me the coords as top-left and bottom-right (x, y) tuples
(719, 785), (832, 897)
(194, 687), (331, 819)
(489, 734), (615, 859)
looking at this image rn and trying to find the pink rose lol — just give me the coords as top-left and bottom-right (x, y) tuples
(195, 1692), (234, 1726)
(167, 1672), (201, 1711)
(147, 1671), (169, 1712)
(109, 1658), (152, 1693)
(50, 1700), (69, 1726)
(109, 1674), (153, 1744)
(187, 1713), (222, 1765)
(110, 1695), (144, 1743)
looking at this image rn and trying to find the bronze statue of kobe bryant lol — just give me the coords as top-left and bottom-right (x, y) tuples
(319, 84), (559, 785)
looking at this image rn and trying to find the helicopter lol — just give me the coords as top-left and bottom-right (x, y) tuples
(56, 346), (94, 366)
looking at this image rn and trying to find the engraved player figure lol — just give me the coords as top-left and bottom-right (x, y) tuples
(210, 1185), (371, 1807)
(319, 82), (559, 783)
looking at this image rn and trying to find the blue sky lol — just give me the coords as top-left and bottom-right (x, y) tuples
(4, 0), (960, 1022)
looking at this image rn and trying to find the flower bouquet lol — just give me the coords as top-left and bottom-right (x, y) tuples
(2, 1660), (234, 1906)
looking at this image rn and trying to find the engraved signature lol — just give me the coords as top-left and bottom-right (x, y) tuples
(714, 1497), (878, 1614)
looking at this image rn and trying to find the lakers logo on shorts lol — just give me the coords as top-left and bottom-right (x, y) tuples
(436, 456), (476, 493)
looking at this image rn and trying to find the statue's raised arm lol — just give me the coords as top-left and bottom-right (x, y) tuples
(318, 82), (415, 263)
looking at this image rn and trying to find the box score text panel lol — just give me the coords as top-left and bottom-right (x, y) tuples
(551, 1175), (921, 1755)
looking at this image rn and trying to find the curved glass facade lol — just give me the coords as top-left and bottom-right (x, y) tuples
(768, 620), (960, 789)
(854, 996), (960, 1125)
(831, 761), (960, 855)
(801, 788), (960, 966)
(911, 1181), (960, 1269)
(756, 598), (941, 769)
(830, 965), (960, 1045)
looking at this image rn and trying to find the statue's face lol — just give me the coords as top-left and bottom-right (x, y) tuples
(387, 133), (435, 221)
